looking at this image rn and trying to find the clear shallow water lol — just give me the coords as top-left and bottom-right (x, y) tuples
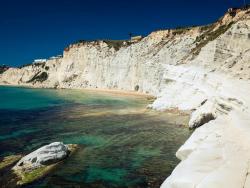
(0, 86), (191, 188)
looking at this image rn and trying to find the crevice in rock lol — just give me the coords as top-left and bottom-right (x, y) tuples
(189, 112), (216, 129)
(26, 72), (48, 83)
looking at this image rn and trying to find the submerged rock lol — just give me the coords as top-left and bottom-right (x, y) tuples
(0, 155), (22, 170)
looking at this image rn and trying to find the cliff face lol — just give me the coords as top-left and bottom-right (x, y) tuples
(1, 8), (250, 188)
(0, 33), (196, 95)
(0, 20), (199, 94)
(2, 9), (249, 93)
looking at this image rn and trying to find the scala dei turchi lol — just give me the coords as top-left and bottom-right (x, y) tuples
(1, 7), (250, 188)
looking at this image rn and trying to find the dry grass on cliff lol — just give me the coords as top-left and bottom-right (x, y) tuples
(191, 22), (234, 57)
(103, 40), (128, 51)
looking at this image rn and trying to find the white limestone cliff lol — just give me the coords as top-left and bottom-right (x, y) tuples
(1, 8), (250, 188)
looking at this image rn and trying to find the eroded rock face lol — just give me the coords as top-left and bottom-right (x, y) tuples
(189, 111), (216, 129)
(13, 142), (69, 172)
(188, 100), (217, 129)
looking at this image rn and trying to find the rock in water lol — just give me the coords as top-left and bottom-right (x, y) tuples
(13, 142), (69, 171)
(11, 142), (77, 185)
(12, 142), (78, 185)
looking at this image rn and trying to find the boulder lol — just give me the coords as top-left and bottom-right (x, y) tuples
(188, 97), (237, 129)
(11, 142), (78, 185)
(189, 100), (217, 129)
(13, 142), (69, 172)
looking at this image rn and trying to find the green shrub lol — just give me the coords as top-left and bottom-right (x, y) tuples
(0, 65), (9, 74)
(103, 40), (129, 51)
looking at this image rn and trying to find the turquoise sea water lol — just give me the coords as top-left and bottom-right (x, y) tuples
(0, 86), (191, 188)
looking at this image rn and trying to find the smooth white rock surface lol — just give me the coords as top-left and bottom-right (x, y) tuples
(13, 142), (69, 171)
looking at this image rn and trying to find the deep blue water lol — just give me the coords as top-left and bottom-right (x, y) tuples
(0, 86), (191, 188)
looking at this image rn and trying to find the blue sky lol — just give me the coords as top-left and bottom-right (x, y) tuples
(0, 0), (246, 66)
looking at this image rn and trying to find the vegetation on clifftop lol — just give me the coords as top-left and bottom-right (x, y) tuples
(0, 65), (9, 74)
(191, 22), (234, 57)
(19, 61), (46, 69)
(66, 38), (141, 52)
(103, 40), (129, 51)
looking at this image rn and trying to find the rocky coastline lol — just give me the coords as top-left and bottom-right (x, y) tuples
(0, 142), (78, 186)
(1, 7), (250, 188)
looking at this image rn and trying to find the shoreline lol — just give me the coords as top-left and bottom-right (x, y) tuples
(0, 84), (189, 119)
(0, 83), (154, 98)
(1, 8), (250, 187)
(0, 85), (191, 187)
